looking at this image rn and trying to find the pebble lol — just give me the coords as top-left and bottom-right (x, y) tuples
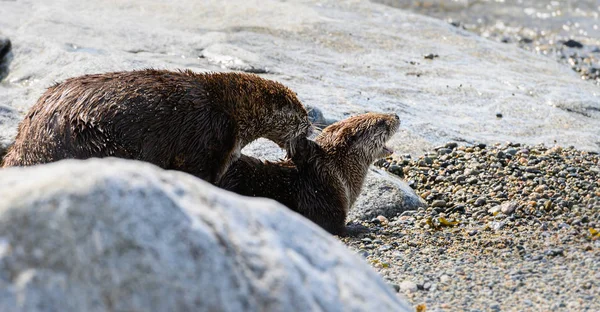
(474, 197), (486, 207)
(399, 280), (418, 293)
(431, 200), (447, 208)
(439, 274), (451, 284)
(348, 142), (600, 311)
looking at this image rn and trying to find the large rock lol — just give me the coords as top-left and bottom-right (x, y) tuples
(0, 0), (598, 156)
(0, 158), (412, 312)
(349, 168), (426, 221)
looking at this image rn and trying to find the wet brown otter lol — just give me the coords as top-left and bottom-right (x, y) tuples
(218, 113), (400, 235)
(1, 69), (312, 183)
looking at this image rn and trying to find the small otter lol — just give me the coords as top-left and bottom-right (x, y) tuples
(218, 113), (400, 235)
(1, 69), (312, 183)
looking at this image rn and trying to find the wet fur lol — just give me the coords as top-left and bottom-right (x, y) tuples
(218, 113), (400, 235)
(1, 69), (311, 183)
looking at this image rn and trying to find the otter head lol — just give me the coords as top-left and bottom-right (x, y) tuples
(312, 112), (400, 207)
(316, 112), (400, 162)
(262, 87), (313, 157)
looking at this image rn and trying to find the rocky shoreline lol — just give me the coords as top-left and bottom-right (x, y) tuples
(375, 0), (600, 85)
(343, 143), (600, 311)
(1, 0), (599, 310)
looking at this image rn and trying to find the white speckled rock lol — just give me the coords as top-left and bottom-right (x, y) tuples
(0, 158), (412, 312)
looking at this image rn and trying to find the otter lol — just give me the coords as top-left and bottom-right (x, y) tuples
(218, 113), (400, 235)
(1, 69), (312, 183)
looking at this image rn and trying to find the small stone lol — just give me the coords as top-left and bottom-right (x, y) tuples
(423, 53), (439, 59)
(399, 280), (418, 293)
(377, 215), (389, 224)
(437, 148), (452, 155)
(500, 201), (518, 215)
(379, 245), (393, 252)
(400, 210), (415, 217)
(456, 175), (467, 183)
(468, 229), (478, 236)
(439, 274), (451, 284)
(431, 200), (447, 208)
(496, 112), (503, 118)
(490, 221), (505, 230)
(444, 142), (458, 149)
(422, 282), (431, 290)
(563, 39), (583, 48)
(387, 165), (403, 177)
(467, 177), (479, 185)
(489, 205), (501, 215)
(474, 197), (486, 207)
(357, 250), (370, 258)
(464, 168), (479, 176)
(390, 284), (400, 293)
(505, 148), (518, 156)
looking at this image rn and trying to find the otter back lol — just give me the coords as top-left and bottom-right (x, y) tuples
(1, 69), (310, 184)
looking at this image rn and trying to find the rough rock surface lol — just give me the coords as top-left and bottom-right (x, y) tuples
(0, 158), (412, 312)
(1, 0), (599, 156)
(349, 168), (425, 221)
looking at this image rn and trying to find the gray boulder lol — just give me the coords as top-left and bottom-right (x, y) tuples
(0, 158), (412, 312)
(349, 168), (426, 221)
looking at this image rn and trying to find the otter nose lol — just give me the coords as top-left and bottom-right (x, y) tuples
(394, 114), (400, 120)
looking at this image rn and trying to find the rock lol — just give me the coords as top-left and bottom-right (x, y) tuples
(489, 205), (502, 215)
(431, 200), (447, 208)
(439, 274), (451, 284)
(500, 201), (518, 215)
(474, 197), (486, 206)
(306, 105), (336, 129)
(200, 43), (270, 73)
(0, 158), (412, 312)
(241, 138), (286, 162)
(399, 280), (418, 293)
(444, 142), (458, 149)
(349, 167), (426, 221)
(488, 201), (519, 216)
(437, 148), (452, 155)
(563, 39), (584, 48)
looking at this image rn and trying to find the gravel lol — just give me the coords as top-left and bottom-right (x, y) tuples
(343, 142), (600, 311)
